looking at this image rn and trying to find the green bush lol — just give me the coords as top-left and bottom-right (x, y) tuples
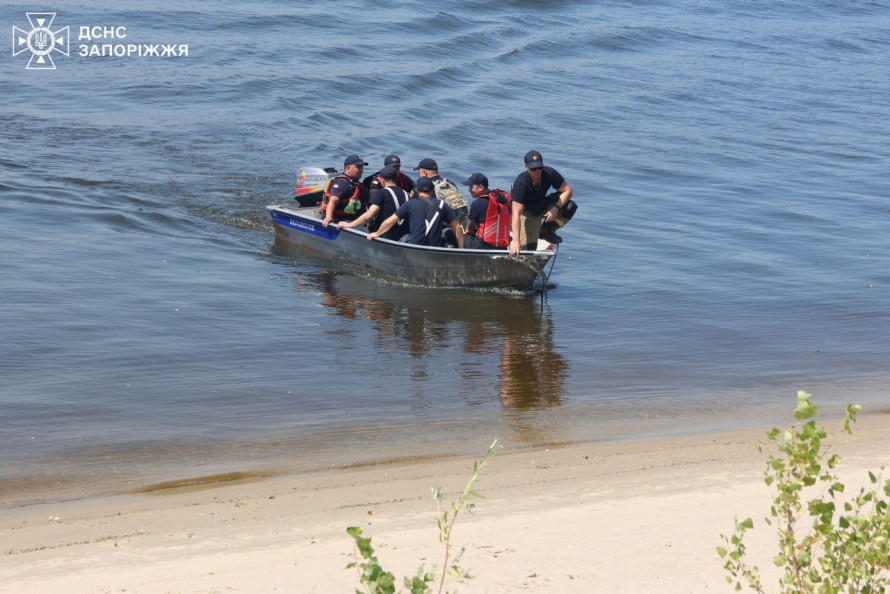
(347, 439), (499, 594)
(718, 391), (890, 593)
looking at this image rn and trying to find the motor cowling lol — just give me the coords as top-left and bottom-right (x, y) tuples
(294, 166), (338, 207)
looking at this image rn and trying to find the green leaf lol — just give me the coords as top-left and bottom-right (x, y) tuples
(794, 390), (818, 419)
(717, 546), (728, 558)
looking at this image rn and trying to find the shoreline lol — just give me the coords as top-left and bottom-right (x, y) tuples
(3, 412), (889, 592)
(8, 384), (883, 512)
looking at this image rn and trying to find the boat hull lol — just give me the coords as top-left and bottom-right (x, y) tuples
(268, 205), (553, 290)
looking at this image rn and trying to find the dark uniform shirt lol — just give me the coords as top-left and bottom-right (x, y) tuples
(369, 186), (410, 240)
(394, 196), (458, 246)
(328, 175), (361, 201)
(510, 165), (565, 216)
(468, 193), (491, 226)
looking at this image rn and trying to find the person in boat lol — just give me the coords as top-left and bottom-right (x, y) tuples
(462, 173), (511, 250)
(362, 154), (416, 196)
(337, 166), (409, 240)
(320, 154), (370, 228)
(508, 150), (576, 257)
(367, 176), (464, 248)
(412, 157), (469, 230)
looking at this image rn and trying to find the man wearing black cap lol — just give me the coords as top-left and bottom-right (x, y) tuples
(368, 176), (464, 248)
(321, 154), (370, 228)
(338, 166), (409, 240)
(362, 154), (416, 196)
(462, 173), (511, 250)
(413, 158), (469, 229)
(508, 150), (573, 256)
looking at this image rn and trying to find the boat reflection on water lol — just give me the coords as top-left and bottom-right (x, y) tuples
(296, 270), (569, 412)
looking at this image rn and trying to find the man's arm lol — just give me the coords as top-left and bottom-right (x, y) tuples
(450, 219), (464, 249)
(466, 199), (484, 236)
(558, 181), (572, 204)
(367, 214), (399, 241)
(544, 181), (572, 224)
(509, 200), (523, 257)
(322, 196), (339, 227)
(338, 204), (379, 230)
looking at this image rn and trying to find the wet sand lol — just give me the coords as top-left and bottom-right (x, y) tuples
(2, 413), (889, 593)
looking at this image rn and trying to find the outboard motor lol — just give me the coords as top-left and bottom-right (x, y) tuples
(294, 166), (338, 207)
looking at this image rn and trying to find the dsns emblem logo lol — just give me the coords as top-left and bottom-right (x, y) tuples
(12, 13), (69, 70)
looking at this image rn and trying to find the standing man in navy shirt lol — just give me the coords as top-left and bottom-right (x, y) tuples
(508, 150), (573, 256)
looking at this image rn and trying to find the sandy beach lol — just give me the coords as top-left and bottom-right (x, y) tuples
(3, 412), (889, 593)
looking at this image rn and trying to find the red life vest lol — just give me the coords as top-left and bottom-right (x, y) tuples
(321, 174), (366, 219)
(396, 171), (414, 193)
(476, 189), (511, 248)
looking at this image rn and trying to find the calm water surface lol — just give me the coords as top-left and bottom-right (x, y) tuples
(1, 0), (889, 507)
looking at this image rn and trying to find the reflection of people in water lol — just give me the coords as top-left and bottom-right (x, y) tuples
(310, 270), (399, 332)
(302, 270), (567, 410)
(300, 270), (449, 358)
(498, 328), (568, 410)
(455, 300), (567, 410)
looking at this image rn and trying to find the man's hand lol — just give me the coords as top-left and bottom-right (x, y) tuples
(509, 238), (521, 257)
(543, 205), (559, 223)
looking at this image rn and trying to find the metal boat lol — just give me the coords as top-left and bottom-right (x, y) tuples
(268, 204), (555, 290)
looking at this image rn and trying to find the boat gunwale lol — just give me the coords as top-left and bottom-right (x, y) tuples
(266, 204), (555, 259)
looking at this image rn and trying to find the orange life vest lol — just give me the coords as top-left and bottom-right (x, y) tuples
(321, 174), (366, 219)
(476, 189), (511, 248)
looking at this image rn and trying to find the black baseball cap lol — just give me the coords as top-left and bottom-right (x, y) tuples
(524, 150), (543, 170)
(378, 166), (398, 181)
(463, 173), (489, 187)
(383, 154), (401, 167)
(413, 158), (438, 171)
(344, 154), (369, 167)
(415, 176), (435, 193)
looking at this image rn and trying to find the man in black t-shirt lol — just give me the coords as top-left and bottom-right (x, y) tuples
(508, 150), (573, 256)
(338, 166), (409, 240)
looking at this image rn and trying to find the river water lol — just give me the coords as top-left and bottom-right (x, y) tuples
(2, 0), (889, 507)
